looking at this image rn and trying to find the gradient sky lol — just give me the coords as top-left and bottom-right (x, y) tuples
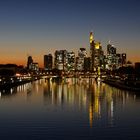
(0, 0), (140, 67)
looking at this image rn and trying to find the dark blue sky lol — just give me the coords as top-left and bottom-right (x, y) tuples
(0, 0), (140, 65)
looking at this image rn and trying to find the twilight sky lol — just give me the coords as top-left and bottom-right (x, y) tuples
(0, 0), (140, 67)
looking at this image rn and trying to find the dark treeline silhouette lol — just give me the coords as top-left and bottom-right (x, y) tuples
(0, 64), (26, 76)
(0, 69), (15, 76)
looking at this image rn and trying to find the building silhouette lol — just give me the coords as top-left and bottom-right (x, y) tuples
(44, 54), (53, 70)
(27, 56), (33, 70)
(34, 32), (128, 73)
(84, 57), (91, 72)
(122, 53), (127, 66)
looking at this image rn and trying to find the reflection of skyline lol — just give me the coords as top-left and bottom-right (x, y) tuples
(88, 79), (101, 127)
(0, 78), (138, 128)
(43, 78), (88, 109)
(42, 78), (138, 127)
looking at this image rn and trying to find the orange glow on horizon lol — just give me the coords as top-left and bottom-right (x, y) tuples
(0, 40), (140, 68)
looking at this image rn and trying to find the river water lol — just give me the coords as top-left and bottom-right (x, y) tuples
(0, 78), (140, 140)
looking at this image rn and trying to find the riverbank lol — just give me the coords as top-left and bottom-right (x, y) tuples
(0, 76), (41, 90)
(103, 78), (140, 92)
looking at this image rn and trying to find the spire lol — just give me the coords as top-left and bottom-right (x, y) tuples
(90, 32), (94, 44)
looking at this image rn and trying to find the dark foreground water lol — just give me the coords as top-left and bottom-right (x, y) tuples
(0, 78), (140, 140)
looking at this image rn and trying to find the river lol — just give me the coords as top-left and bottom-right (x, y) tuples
(0, 78), (140, 140)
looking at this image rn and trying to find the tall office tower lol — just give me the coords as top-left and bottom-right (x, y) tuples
(93, 41), (106, 74)
(78, 48), (87, 58)
(76, 48), (87, 71)
(89, 32), (105, 72)
(44, 54), (53, 70)
(122, 53), (126, 66)
(67, 51), (75, 71)
(106, 42), (117, 70)
(107, 43), (116, 55)
(116, 54), (122, 69)
(90, 32), (95, 71)
(54, 50), (67, 71)
(94, 42), (104, 69)
(27, 56), (33, 70)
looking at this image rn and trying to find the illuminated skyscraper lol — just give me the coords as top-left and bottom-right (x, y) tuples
(94, 42), (104, 70)
(54, 50), (67, 71)
(106, 41), (127, 70)
(107, 43), (116, 55)
(76, 48), (87, 71)
(90, 32), (94, 44)
(106, 42), (117, 70)
(78, 48), (87, 58)
(89, 32), (105, 72)
(31, 62), (39, 71)
(27, 56), (39, 72)
(67, 51), (75, 71)
(90, 32), (95, 71)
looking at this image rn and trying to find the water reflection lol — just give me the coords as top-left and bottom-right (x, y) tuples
(0, 78), (139, 128)
(43, 78), (139, 128)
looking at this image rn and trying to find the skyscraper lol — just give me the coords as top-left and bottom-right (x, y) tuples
(84, 57), (91, 72)
(106, 42), (117, 70)
(90, 32), (95, 71)
(89, 32), (105, 72)
(44, 54), (53, 70)
(116, 53), (122, 69)
(67, 51), (75, 71)
(54, 50), (67, 71)
(107, 44), (116, 55)
(27, 56), (33, 70)
(31, 62), (39, 71)
(76, 48), (87, 71)
(94, 42), (104, 69)
(122, 53), (126, 66)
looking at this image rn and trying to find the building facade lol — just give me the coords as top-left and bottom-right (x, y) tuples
(106, 43), (117, 70)
(67, 51), (75, 71)
(76, 48), (87, 71)
(54, 50), (67, 71)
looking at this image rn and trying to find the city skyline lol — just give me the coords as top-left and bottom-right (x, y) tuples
(0, 0), (140, 67)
